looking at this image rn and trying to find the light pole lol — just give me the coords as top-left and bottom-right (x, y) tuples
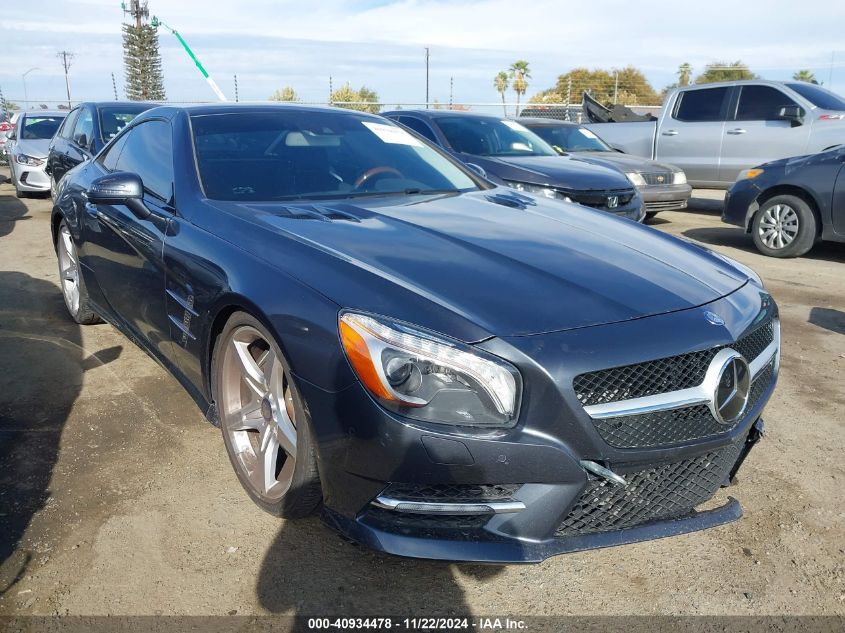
(22, 67), (39, 110)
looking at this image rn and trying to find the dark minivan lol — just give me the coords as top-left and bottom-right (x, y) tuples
(46, 101), (155, 198)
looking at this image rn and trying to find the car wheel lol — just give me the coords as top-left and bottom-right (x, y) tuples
(213, 312), (322, 518)
(644, 211), (658, 222)
(56, 220), (100, 324)
(49, 175), (57, 202)
(751, 195), (817, 258)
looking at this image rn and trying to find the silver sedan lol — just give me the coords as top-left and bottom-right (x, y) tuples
(8, 110), (66, 197)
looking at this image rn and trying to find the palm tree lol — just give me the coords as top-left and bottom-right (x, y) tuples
(792, 69), (818, 84)
(494, 71), (509, 116)
(509, 60), (531, 116)
(678, 63), (692, 87)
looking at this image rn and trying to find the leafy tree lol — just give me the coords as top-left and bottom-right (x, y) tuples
(123, 21), (166, 100)
(792, 69), (818, 84)
(269, 86), (299, 102)
(509, 60), (531, 116)
(532, 67), (659, 107)
(678, 63), (692, 87)
(494, 71), (509, 116)
(694, 61), (756, 84)
(330, 83), (380, 114)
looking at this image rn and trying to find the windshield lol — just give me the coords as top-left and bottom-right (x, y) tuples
(436, 117), (558, 157)
(785, 83), (845, 111)
(191, 111), (480, 202)
(527, 124), (613, 153)
(99, 106), (150, 142)
(21, 115), (65, 140)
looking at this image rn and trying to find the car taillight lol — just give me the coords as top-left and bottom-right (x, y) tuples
(818, 114), (845, 120)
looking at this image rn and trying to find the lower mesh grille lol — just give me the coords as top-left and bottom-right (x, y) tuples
(555, 439), (744, 537)
(645, 199), (687, 212)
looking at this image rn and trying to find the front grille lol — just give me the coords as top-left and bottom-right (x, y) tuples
(641, 172), (673, 186)
(555, 438), (744, 537)
(379, 483), (520, 504)
(562, 188), (636, 210)
(574, 319), (774, 407)
(645, 199), (687, 212)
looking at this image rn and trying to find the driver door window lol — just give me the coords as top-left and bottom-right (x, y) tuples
(114, 120), (174, 205)
(736, 86), (799, 121)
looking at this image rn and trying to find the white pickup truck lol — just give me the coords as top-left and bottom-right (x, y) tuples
(585, 80), (845, 188)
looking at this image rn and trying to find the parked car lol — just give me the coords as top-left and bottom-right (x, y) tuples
(53, 104), (779, 563)
(7, 110), (67, 197)
(722, 145), (845, 257)
(0, 118), (15, 165)
(382, 109), (644, 221)
(519, 117), (691, 219)
(586, 80), (845, 187)
(46, 101), (155, 197)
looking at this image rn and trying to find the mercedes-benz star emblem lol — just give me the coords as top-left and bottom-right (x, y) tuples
(712, 352), (750, 424)
(704, 311), (725, 326)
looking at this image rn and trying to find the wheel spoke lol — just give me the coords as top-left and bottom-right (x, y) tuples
(233, 339), (268, 397)
(227, 399), (264, 431)
(257, 425), (281, 494)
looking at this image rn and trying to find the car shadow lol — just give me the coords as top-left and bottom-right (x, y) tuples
(809, 307), (845, 335)
(0, 271), (121, 597)
(257, 514), (504, 616)
(682, 227), (845, 263)
(0, 195), (31, 239)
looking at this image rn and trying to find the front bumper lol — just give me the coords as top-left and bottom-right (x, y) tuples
(304, 286), (778, 563)
(642, 183), (692, 213)
(722, 179), (763, 230)
(11, 161), (50, 192)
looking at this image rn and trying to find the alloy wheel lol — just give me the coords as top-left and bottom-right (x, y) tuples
(758, 203), (799, 250)
(58, 224), (80, 315)
(219, 326), (298, 501)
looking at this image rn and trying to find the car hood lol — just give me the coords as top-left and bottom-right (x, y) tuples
(461, 154), (633, 190)
(208, 189), (750, 341)
(14, 139), (50, 159)
(570, 151), (680, 174)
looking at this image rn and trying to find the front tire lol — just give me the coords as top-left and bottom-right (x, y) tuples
(644, 211), (658, 222)
(751, 195), (816, 258)
(212, 312), (322, 518)
(56, 220), (100, 324)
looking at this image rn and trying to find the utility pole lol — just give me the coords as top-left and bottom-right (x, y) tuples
(613, 70), (619, 105)
(234, 75), (239, 102)
(566, 76), (572, 120)
(111, 72), (119, 100)
(57, 51), (74, 108)
(449, 76), (453, 109)
(425, 48), (430, 109)
(329, 76), (333, 104)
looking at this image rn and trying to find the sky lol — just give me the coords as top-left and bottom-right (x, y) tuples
(3, 0), (845, 110)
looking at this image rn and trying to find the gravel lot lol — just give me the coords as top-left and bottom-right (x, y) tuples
(0, 168), (843, 617)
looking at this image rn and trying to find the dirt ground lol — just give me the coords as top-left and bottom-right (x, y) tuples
(0, 168), (843, 618)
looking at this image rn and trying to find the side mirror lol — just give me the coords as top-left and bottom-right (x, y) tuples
(87, 172), (150, 218)
(465, 162), (487, 179)
(74, 133), (89, 150)
(777, 105), (804, 126)
(6, 130), (15, 141)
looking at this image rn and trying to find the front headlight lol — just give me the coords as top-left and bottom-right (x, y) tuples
(673, 171), (687, 185)
(339, 312), (522, 427)
(15, 153), (44, 167)
(737, 168), (764, 181)
(504, 180), (571, 202)
(625, 172), (647, 187)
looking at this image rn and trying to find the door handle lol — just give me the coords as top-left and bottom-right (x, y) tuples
(662, 130), (679, 136)
(727, 128), (747, 135)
